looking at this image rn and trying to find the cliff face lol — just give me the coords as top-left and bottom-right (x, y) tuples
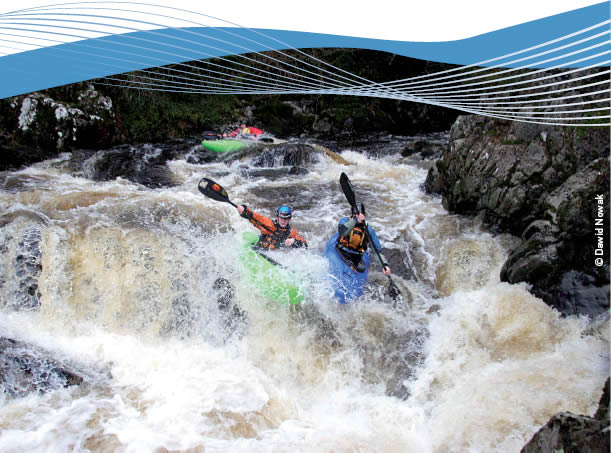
(425, 115), (609, 317)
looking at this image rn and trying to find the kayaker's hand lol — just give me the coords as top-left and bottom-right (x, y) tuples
(383, 265), (392, 276)
(356, 213), (366, 223)
(237, 204), (245, 215)
(285, 238), (295, 247)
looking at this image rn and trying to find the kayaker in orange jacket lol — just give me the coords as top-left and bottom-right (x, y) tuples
(236, 204), (307, 250)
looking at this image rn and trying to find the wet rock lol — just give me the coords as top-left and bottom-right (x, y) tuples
(426, 115), (610, 317)
(8, 85), (116, 155)
(161, 296), (201, 338)
(595, 378), (610, 421)
(0, 337), (86, 398)
(160, 278), (247, 343)
(500, 158), (610, 317)
(67, 141), (195, 188)
(221, 142), (323, 168)
(348, 317), (429, 400)
(240, 167), (309, 179)
(312, 117), (333, 134)
(521, 412), (610, 453)
(425, 116), (609, 234)
(0, 140), (58, 171)
(251, 144), (320, 167)
(213, 277), (248, 341)
(93, 150), (175, 188)
(521, 378), (610, 453)
(249, 182), (330, 214)
(382, 247), (417, 282)
(400, 136), (447, 160)
(424, 164), (443, 194)
(186, 148), (223, 164)
(0, 226), (44, 311)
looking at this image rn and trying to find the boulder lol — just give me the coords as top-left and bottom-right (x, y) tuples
(9, 85), (116, 155)
(221, 142), (321, 166)
(521, 379), (610, 453)
(63, 140), (195, 188)
(0, 337), (86, 398)
(251, 143), (321, 168)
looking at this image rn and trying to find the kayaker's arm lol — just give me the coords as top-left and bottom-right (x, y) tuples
(238, 204), (253, 219)
(338, 217), (358, 237)
(238, 205), (276, 234)
(288, 229), (308, 248)
(367, 227), (391, 275)
(338, 212), (366, 237)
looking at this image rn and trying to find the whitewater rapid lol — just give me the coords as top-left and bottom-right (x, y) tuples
(0, 143), (608, 452)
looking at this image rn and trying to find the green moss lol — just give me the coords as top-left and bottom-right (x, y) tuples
(503, 138), (524, 145)
(576, 111), (610, 138)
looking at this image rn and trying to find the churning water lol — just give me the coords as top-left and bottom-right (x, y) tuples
(0, 139), (608, 452)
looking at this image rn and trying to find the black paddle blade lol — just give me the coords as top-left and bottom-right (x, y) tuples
(198, 177), (231, 203)
(339, 172), (358, 211)
(388, 277), (401, 301)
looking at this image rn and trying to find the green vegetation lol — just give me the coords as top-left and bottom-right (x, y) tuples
(502, 138), (524, 145)
(576, 110), (609, 138)
(111, 89), (239, 142)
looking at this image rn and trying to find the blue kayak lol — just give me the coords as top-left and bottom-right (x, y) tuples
(324, 233), (370, 304)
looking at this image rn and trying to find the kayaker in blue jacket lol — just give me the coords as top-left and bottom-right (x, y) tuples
(336, 208), (392, 275)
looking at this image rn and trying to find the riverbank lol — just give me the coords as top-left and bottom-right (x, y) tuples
(0, 49), (461, 171)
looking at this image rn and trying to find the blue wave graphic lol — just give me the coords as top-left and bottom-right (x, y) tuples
(0, 1), (608, 99)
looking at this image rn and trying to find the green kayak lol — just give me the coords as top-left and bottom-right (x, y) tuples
(201, 139), (246, 153)
(238, 232), (305, 305)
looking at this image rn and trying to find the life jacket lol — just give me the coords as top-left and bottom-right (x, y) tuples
(256, 221), (292, 250)
(337, 223), (368, 254)
(241, 207), (307, 250)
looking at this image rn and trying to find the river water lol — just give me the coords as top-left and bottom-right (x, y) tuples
(0, 137), (608, 452)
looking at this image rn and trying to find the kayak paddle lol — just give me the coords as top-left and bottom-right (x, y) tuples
(198, 177), (238, 207)
(339, 172), (401, 303)
(197, 177), (286, 269)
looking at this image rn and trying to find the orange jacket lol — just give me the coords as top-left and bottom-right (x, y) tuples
(240, 207), (307, 250)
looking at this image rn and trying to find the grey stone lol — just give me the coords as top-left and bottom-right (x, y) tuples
(521, 379), (610, 453)
(427, 115), (609, 317)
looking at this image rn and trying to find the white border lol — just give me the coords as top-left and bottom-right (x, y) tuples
(0, 0), (604, 41)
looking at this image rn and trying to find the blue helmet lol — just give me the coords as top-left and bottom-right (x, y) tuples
(276, 205), (292, 219)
